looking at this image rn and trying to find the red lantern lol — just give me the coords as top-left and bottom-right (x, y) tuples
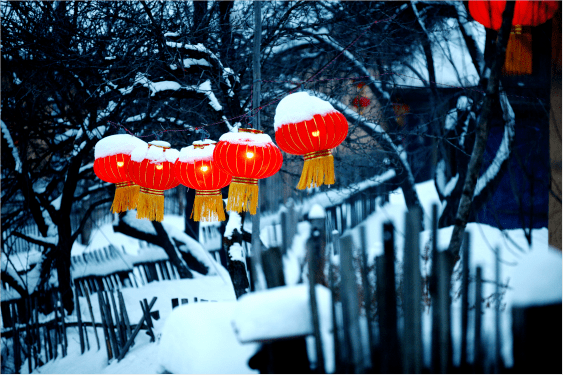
(128, 141), (180, 222)
(174, 140), (232, 222)
(274, 92), (348, 190)
(94, 134), (147, 213)
(352, 96), (371, 108)
(213, 129), (283, 214)
(469, 1), (559, 75)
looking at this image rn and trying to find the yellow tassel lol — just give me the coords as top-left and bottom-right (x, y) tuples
(111, 182), (139, 214)
(136, 187), (165, 222)
(226, 177), (259, 215)
(297, 149), (335, 190)
(192, 190), (226, 222)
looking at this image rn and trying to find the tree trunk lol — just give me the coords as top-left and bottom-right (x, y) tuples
(447, 1), (516, 260)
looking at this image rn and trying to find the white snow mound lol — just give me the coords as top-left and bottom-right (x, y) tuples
(94, 134), (147, 159)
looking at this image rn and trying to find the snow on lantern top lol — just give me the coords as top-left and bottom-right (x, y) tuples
(131, 141), (180, 164)
(178, 140), (217, 164)
(94, 134), (147, 159)
(219, 128), (274, 146)
(273, 92), (335, 131)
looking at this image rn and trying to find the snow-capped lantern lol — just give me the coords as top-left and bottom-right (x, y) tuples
(174, 140), (232, 222)
(274, 92), (348, 190)
(128, 141), (180, 222)
(94, 134), (147, 213)
(213, 129), (283, 215)
(469, 0), (559, 75)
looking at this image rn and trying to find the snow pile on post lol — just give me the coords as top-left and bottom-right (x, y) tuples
(308, 203), (326, 219)
(231, 284), (332, 342)
(158, 301), (259, 374)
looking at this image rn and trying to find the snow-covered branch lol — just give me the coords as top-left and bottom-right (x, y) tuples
(1, 120), (22, 173)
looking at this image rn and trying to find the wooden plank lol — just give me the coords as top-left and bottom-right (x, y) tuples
(97, 291), (113, 361)
(103, 291), (121, 355)
(359, 224), (375, 368)
(308, 228), (325, 373)
(339, 234), (364, 373)
(25, 297), (32, 373)
(118, 290), (133, 345)
(330, 230), (343, 373)
(402, 208), (422, 373)
(433, 250), (453, 373)
(141, 298), (155, 342)
(376, 222), (401, 373)
(495, 247), (502, 373)
(474, 266), (483, 373)
(12, 303), (21, 374)
(75, 288), (85, 354)
(109, 290), (126, 349)
(460, 232), (470, 369)
(84, 284), (101, 350)
(117, 297), (157, 361)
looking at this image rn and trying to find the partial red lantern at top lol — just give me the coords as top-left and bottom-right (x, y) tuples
(468, 1), (559, 30)
(469, 1), (559, 75)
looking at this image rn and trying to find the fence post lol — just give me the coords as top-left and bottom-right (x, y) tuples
(330, 229), (343, 373)
(84, 284), (100, 351)
(340, 234), (364, 373)
(75, 288), (85, 354)
(97, 291), (113, 361)
(307, 209), (326, 373)
(402, 208), (422, 373)
(12, 304), (21, 374)
(461, 232), (470, 370)
(359, 224), (375, 369)
(474, 266), (483, 373)
(495, 247), (502, 373)
(432, 250), (453, 373)
(376, 222), (401, 373)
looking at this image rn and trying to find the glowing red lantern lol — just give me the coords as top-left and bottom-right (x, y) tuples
(274, 92), (348, 190)
(94, 134), (147, 213)
(213, 129), (283, 214)
(128, 141), (180, 222)
(174, 140), (232, 222)
(469, 1), (559, 75)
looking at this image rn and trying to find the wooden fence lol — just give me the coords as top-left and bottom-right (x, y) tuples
(254, 202), (511, 374)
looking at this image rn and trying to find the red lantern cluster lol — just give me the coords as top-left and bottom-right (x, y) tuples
(213, 128), (283, 214)
(274, 92), (348, 190)
(174, 141), (232, 221)
(94, 96), (349, 221)
(94, 134), (147, 213)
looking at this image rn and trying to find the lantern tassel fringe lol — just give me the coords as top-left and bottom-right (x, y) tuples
(111, 184), (140, 214)
(297, 153), (335, 190)
(136, 192), (165, 222)
(226, 182), (259, 215)
(192, 194), (226, 222)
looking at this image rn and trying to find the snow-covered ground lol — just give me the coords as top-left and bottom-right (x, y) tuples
(13, 180), (560, 374)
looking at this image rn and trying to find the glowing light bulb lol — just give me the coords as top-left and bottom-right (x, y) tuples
(246, 151), (254, 159)
(311, 130), (320, 137)
(156, 164), (163, 170)
(117, 161), (124, 167)
(200, 165), (209, 172)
